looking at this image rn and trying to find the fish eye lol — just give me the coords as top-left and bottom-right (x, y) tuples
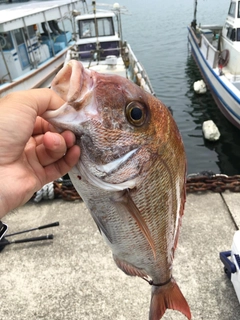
(125, 102), (146, 126)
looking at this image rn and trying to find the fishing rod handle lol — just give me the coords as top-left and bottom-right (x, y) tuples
(13, 234), (54, 244)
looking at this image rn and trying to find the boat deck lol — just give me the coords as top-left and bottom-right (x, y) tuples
(81, 57), (127, 78)
(1, 191), (240, 319)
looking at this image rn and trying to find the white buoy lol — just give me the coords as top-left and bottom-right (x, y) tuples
(202, 120), (221, 141)
(193, 80), (207, 94)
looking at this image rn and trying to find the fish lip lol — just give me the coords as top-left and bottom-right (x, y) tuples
(43, 98), (99, 135)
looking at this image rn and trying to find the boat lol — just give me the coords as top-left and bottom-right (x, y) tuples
(63, 1), (155, 95)
(0, 0), (81, 98)
(187, 0), (240, 129)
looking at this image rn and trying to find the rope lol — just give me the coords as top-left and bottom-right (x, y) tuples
(31, 171), (240, 203)
(33, 182), (55, 203)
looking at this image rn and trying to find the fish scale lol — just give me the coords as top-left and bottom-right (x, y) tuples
(43, 60), (191, 320)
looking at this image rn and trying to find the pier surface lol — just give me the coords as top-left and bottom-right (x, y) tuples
(1, 192), (240, 320)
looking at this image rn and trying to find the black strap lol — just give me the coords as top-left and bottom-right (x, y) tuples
(143, 276), (172, 287)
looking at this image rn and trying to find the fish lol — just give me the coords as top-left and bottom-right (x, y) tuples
(43, 60), (191, 320)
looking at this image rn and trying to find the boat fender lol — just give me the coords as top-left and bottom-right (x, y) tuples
(218, 49), (230, 69)
(202, 120), (220, 141)
(193, 79), (207, 94)
(136, 73), (142, 86)
(134, 66), (138, 74)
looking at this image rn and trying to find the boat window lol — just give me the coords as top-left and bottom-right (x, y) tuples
(237, 28), (240, 41)
(0, 32), (14, 50)
(79, 19), (95, 38)
(27, 25), (36, 39)
(78, 40), (119, 60)
(79, 18), (114, 38)
(228, 1), (236, 17)
(227, 27), (236, 41)
(13, 29), (25, 45)
(97, 18), (114, 36)
(238, 1), (240, 18)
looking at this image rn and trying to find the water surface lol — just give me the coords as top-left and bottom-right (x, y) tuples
(101, 0), (240, 175)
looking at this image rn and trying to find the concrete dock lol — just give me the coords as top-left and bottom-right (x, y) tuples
(1, 191), (240, 320)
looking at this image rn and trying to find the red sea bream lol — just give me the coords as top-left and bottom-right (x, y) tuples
(43, 60), (191, 320)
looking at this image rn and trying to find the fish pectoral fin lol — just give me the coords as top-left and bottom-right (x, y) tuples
(113, 190), (156, 259)
(90, 213), (113, 243)
(150, 277), (191, 320)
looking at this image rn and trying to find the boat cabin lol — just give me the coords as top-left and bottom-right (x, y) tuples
(221, 1), (240, 73)
(75, 11), (121, 60)
(222, 1), (240, 42)
(0, 0), (77, 90)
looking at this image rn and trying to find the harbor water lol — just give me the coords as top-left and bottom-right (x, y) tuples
(102, 0), (240, 175)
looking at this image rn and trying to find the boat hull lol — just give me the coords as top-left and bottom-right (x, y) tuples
(187, 26), (240, 129)
(0, 50), (68, 98)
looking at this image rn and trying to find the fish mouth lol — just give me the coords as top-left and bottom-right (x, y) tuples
(43, 60), (100, 133)
(43, 102), (87, 135)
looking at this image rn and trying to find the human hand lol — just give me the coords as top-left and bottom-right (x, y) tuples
(0, 89), (80, 218)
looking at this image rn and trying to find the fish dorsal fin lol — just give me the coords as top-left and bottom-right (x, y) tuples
(113, 190), (156, 259)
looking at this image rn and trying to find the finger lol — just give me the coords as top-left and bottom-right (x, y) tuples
(43, 131), (76, 150)
(33, 117), (60, 136)
(59, 131), (77, 148)
(33, 117), (51, 135)
(4, 89), (65, 119)
(36, 132), (67, 167)
(43, 145), (80, 183)
(30, 88), (65, 115)
(36, 131), (77, 167)
(33, 134), (44, 147)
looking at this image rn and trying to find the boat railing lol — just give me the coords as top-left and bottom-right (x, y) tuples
(200, 25), (223, 32)
(124, 43), (155, 95)
(0, 45), (11, 84)
(201, 33), (219, 69)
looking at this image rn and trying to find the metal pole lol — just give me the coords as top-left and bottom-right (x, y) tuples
(194, 0), (197, 22)
(0, 44), (12, 82)
(92, 1), (100, 58)
(58, 6), (67, 45)
(43, 12), (55, 56)
(23, 17), (38, 68)
(191, 0), (197, 29)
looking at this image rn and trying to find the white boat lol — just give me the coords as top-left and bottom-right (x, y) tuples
(64, 1), (155, 95)
(0, 0), (81, 98)
(188, 0), (240, 129)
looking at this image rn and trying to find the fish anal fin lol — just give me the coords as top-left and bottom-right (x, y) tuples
(113, 255), (148, 278)
(149, 277), (191, 320)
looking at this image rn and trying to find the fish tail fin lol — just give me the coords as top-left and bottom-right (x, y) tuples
(149, 277), (191, 320)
